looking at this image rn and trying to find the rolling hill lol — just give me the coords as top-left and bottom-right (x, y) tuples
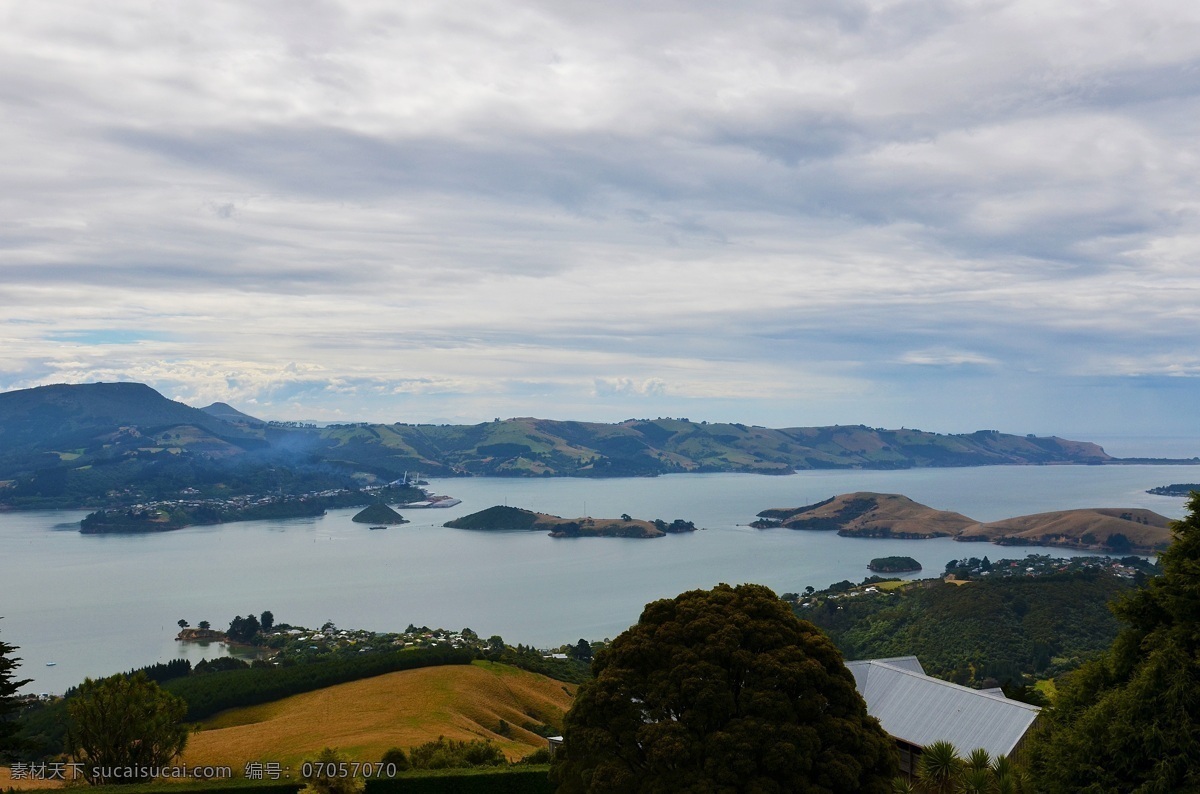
(181, 662), (575, 769)
(756, 493), (977, 538)
(959, 508), (1172, 552)
(0, 382), (259, 453)
(755, 492), (1173, 552)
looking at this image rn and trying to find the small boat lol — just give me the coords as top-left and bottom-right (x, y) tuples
(46, 662), (56, 667)
(369, 525), (387, 530)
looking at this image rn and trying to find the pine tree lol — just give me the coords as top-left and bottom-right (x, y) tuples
(1028, 492), (1200, 791)
(1, 620), (33, 761)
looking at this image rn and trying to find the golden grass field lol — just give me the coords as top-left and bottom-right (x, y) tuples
(181, 661), (576, 770)
(0, 767), (64, 790)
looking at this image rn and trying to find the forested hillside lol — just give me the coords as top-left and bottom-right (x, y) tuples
(0, 382), (1125, 510)
(801, 565), (1148, 687)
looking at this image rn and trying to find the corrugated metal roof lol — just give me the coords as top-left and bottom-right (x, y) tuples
(846, 658), (1040, 758)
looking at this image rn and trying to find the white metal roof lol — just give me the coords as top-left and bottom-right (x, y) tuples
(846, 657), (1040, 758)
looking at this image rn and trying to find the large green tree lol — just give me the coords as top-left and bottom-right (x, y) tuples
(552, 583), (897, 793)
(1, 620), (33, 761)
(67, 671), (189, 785)
(1028, 492), (1200, 792)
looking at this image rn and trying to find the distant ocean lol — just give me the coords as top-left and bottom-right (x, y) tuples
(1081, 435), (1200, 460)
(4, 461), (1200, 695)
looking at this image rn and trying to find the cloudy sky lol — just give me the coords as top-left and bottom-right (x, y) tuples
(2, 1), (1199, 449)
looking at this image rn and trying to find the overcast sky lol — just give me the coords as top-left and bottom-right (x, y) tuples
(2, 1), (1199, 449)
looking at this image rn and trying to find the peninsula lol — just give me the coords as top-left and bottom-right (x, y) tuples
(1147, 483), (1200, 497)
(753, 492), (1173, 553)
(444, 505), (697, 538)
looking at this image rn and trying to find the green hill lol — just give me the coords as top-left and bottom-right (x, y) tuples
(805, 564), (1148, 687)
(444, 505), (542, 530)
(0, 381), (256, 451)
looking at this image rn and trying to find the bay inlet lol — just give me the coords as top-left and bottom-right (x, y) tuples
(3, 462), (1199, 694)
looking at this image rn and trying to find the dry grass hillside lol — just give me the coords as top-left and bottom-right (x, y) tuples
(761, 492), (978, 538)
(758, 493), (1172, 552)
(182, 661), (575, 769)
(959, 508), (1172, 551)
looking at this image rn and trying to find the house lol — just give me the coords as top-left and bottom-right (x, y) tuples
(846, 656), (1041, 776)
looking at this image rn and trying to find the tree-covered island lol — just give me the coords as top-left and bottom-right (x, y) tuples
(868, 555), (922, 573)
(444, 505), (697, 538)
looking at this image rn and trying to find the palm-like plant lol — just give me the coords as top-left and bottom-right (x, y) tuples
(916, 741), (963, 794)
(895, 744), (1028, 794)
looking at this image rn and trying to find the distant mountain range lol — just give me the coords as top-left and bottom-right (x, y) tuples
(0, 380), (1178, 509)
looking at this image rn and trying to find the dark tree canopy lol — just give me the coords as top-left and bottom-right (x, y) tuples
(553, 583), (897, 793)
(1028, 493), (1200, 792)
(1, 620), (33, 761)
(67, 671), (189, 784)
(226, 613), (261, 643)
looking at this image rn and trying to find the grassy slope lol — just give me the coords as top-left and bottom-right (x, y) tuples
(771, 492), (978, 537)
(182, 662), (575, 769)
(959, 508), (1172, 551)
(761, 493), (1172, 552)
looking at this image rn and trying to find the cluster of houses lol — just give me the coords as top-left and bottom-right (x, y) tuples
(969, 553), (1149, 579)
(91, 488), (348, 519)
(259, 624), (491, 660)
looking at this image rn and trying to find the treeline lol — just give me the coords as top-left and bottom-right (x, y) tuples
(165, 646), (475, 721)
(803, 570), (1137, 687)
(496, 646), (591, 685)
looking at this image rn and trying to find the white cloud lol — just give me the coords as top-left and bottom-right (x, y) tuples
(593, 378), (667, 398)
(1, 0), (1199, 433)
(900, 348), (999, 367)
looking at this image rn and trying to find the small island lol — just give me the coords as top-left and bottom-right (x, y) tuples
(351, 503), (408, 525)
(868, 556), (922, 573)
(444, 505), (697, 538)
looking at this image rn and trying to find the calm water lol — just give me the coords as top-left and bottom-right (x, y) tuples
(3, 463), (1199, 694)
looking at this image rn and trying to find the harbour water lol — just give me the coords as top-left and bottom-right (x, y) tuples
(3, 462), (1199, 694)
